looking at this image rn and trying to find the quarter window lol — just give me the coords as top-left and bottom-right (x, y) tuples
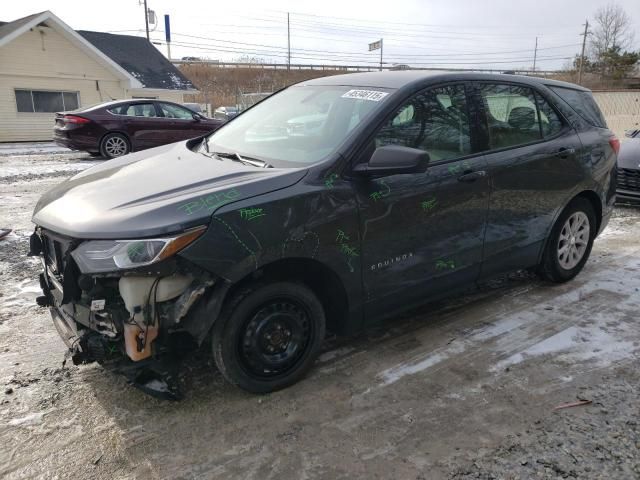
(535, 93), (563, 137)
(375, 85), (471, 162)
(15, 89), (79, 113)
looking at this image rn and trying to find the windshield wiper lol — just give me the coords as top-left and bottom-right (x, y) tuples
(212, 151), (272, 168)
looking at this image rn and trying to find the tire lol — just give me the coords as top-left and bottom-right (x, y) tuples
(212, 282), (326, 393)
(100, 133), (130, 159)
(539, 197), (596, 283)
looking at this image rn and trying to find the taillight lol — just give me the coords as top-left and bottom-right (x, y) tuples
(609, 135), (620, 155)
(63, 115), (90, 124)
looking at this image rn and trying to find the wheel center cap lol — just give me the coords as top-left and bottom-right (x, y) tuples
(570, 236), (576, 245)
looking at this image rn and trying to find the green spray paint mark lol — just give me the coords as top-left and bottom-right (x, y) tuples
(369, 179), (391, 202)
(324, 173), (338, 188)
(435, 259), (456, 271)
(336, 229), (359, 273)
(239, 208), (266, 221)
(447, 160), (471, 176)
(178, 188), (241, 215)
(335, 229), (350, 243)
(421, 197), (438, 212)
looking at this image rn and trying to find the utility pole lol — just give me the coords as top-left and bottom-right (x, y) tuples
(143, 0), (150, 41)
(532, 37), (538, 72)
(379, 38), (383, 71)
(578, 20), (589, 85)
(287, 12), (291, 71)
(164, 14), (171, 60)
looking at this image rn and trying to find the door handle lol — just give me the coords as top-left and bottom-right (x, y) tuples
(457, 170), (487, 182)
(555, 147), (576, 158)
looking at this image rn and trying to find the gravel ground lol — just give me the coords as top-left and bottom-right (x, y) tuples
(1, 151), (639, 479)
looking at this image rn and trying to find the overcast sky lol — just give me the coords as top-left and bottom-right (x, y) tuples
(4, 0), (640, 70)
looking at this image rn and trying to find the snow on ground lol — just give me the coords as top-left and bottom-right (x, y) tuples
(0, 142), (73, 157)
(0, 149), (99, 182)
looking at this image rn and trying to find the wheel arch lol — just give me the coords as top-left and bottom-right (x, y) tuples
(224, 257), (350, 335)
(575, 189), (602, 233)
(537, 188), (602, 264)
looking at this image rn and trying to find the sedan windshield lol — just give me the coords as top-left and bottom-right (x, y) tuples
(206, 85), (393, 167)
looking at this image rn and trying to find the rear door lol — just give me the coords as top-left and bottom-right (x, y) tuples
(474, 82), (585, 277)
(355, 83), (490, 319)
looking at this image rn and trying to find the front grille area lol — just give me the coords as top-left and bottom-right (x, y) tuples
(41, 230), (76, 277)
(617, 168), (640, 193)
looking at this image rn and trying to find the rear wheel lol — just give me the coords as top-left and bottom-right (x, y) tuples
(100, 133), (130, 158)
(212, 282), (326, 393)
(539, 197), (596, 283)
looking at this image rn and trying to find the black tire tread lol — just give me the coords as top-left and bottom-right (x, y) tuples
(539, 197), (596, 283)
(212, 281), (326, 393)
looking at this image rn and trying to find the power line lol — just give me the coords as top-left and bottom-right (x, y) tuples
(166, 39), (571, 66)
(168, 31), (578, 59)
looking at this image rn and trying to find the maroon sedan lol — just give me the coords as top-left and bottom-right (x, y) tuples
(53, 99), (225, 158)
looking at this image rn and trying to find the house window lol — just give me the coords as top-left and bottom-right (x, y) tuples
(15, 89), (80, 113)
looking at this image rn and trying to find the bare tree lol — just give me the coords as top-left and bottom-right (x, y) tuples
(590, 3), (635, 57)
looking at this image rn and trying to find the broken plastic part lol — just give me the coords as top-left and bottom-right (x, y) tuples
(119, 275), (193, 361)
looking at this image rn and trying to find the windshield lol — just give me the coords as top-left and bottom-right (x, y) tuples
(206, 85), (392, 167)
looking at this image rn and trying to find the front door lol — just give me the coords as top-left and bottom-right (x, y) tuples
(354, 83), (490, 320)
(116, 102), (166, 150)
(473, 82), (585, 277)
(156, 102), (205, 142)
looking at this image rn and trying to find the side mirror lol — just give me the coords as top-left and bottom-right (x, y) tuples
(353, 145), (429, 177)
(192, 113), (202, 122)
(625, 129), (639, 138)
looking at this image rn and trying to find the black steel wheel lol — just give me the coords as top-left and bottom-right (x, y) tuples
(212, 282), (326, 393)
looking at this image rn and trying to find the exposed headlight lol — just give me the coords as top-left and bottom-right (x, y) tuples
(71, 226), (206, 273)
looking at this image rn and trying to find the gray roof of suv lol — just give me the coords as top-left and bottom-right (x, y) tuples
(300, 71), (590, 92)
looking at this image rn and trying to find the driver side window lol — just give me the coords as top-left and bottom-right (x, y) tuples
(375, 85), (471, 162)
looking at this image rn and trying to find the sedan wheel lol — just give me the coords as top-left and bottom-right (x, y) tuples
(100, 133), (130, 158)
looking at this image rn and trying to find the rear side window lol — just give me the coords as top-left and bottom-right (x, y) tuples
(109, 103), (157, 117)
(479, 84), (542, 150)
(548, 87), (607, 128)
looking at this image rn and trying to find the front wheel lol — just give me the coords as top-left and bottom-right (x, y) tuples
(539, 197), (596, 283)
(100, 133), (130, 159)
(212, 282), (326, 393)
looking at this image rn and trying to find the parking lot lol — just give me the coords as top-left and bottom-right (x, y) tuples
(0, 149), (638, 479)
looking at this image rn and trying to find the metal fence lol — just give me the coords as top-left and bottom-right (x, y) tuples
(592, 91), (640, 140)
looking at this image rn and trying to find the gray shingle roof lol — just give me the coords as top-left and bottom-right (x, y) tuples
(0, 10), (196, 91)
(0, 12), (45, 42)
(78, 30), (196, 91)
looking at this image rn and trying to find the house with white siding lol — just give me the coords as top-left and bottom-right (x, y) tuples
(0, 10), (198, 142)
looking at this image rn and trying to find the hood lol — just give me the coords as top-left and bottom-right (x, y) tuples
(32, 142), (307, 239)
(617, 139), (640, 170)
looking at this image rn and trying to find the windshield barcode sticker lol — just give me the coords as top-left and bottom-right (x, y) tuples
(341, 90), (389, 102)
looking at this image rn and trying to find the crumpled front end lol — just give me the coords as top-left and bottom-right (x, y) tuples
(29, 227), (220, 399)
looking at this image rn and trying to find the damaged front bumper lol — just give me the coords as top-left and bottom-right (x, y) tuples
(30, 228), (226, 399)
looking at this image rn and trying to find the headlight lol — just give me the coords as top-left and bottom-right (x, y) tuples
(71, 226), (206, 273)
